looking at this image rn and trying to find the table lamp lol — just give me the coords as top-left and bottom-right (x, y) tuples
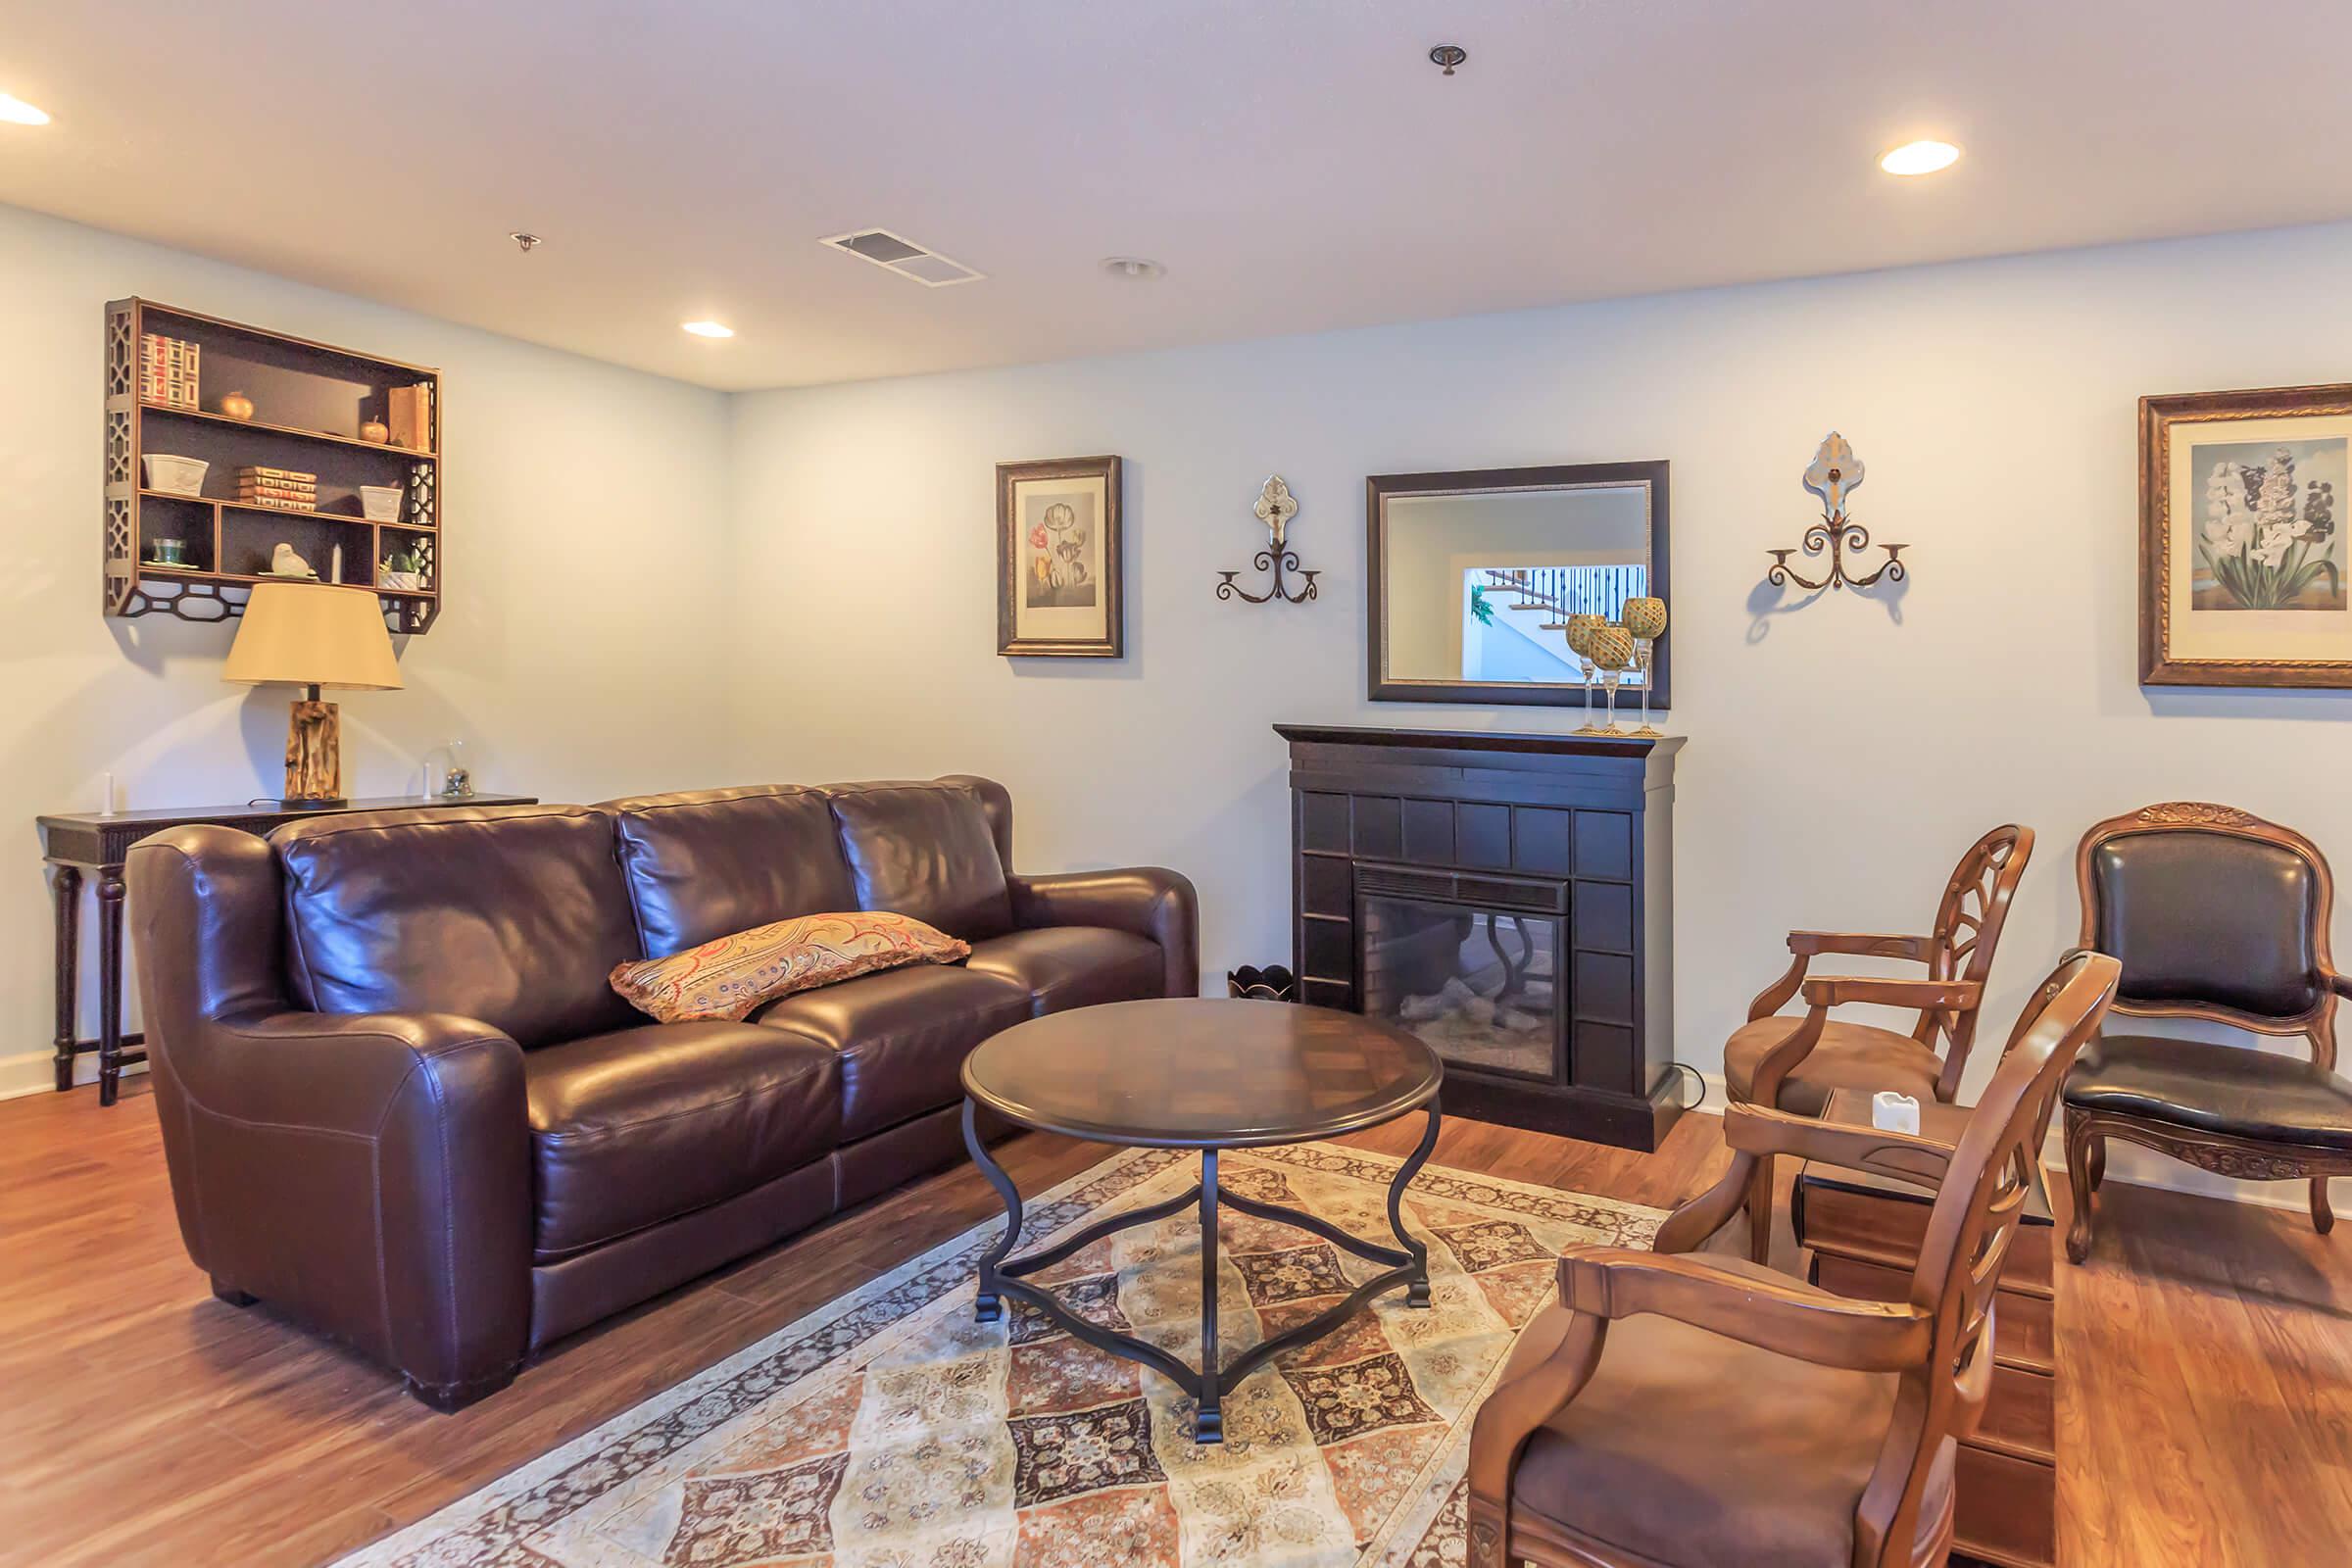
(221, 582), (404, 808)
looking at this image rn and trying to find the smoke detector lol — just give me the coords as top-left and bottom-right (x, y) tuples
(820, 227), (984, 287)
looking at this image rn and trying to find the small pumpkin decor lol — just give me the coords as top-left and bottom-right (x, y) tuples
(219, 391), (256, 421)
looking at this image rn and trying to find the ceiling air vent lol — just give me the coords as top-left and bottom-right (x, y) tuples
(820, 227), (984, 287)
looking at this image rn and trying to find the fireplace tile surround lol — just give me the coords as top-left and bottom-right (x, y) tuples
(1277, 724), (1684, 1150)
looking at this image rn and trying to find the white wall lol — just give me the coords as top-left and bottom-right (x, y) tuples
(727, 220), (2352, 1206)
(11, 195), (2348, 1209)
(0, 203), (738, 1097)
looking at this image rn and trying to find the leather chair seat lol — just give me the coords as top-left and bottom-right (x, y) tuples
(2065, 1034), (2352, 1151)
(754, 964), (1032, 1141)
(523, 1022), (843, 1261)
(963, 926), (1166, 1015)
(1724, 1016), (1943, 1116)
(1511, 1259), (1954, 1567)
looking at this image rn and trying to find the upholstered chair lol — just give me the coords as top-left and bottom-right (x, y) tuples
(1467, 950), (2119, 1568)
(2063, 803), (2352, 1261)
(1724, 825), (2034, 1260)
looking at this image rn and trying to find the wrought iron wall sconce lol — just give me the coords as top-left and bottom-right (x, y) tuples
(1216, 474), (1320, 604)
(1766, 432), (1907, 591)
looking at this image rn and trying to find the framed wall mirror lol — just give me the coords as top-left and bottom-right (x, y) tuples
(1366, 461), (1670, 709)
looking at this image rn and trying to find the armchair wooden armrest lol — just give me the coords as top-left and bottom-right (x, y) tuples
(1748, 931), (1936, 1020)
(1650, 1101), (1960, 1256)
(1799, 975), (1982, 1010)
(2328, 969), (2352, 1003)
(1725, 1102), (1956, 1187)
(1556, 1244), (1934, 1371)
(1788, 930), (1937, 961)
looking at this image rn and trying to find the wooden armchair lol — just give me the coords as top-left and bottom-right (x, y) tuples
(1467, 951), (2118, 1568)
(2062, 803), (2352, 1260)
(1726, 824), (2033, 1260)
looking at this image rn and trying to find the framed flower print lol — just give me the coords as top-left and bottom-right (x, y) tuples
(2141, 383), (2352, 687)
(997, 456), (1123, 657)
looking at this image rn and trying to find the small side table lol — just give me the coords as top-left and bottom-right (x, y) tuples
(37, 793), (535, 1105)
(1792, 1088), (2058, 1568)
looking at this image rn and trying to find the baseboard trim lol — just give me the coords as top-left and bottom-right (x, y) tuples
(1690, 1068), (2342, 1215)
(0, 1048), (146, 1102)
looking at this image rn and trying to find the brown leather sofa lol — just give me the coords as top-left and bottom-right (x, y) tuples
(125, 775), (1196, 1409)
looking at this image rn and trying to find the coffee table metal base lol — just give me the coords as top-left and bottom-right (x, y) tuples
(962, 1099), (1443, 1444)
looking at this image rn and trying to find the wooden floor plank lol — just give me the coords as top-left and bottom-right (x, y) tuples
(1, 1081), (2344, 1565)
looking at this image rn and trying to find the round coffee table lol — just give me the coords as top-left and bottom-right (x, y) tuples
(959, 997), (1444, 1443)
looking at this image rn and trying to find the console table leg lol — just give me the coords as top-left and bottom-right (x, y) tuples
(1196, 1146), (1223, 1444)
(95, 867), (126, 1107)
(48, 861), (81, 1093)
(1391, 1102), (1442, 1307)
(965, 1099), (1020, 1323)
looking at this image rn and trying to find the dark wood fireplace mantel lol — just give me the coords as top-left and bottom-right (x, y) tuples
(1275, 724), (1684, 1150)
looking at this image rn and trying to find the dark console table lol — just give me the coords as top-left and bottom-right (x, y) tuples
(1275, 723), (1682, 1150)
(38, 794), (535, 1104)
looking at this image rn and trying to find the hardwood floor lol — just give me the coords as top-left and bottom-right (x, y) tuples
(1, 1082), (2344, 1566)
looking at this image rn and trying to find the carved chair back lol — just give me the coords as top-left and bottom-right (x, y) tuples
(1856, 949), (2120, 1563)
(2078, 803), (2337, 1070)
(1921, 824), (2034, 1098)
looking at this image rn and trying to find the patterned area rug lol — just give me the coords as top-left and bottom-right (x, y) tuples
(341, 1142), (1659, 1568)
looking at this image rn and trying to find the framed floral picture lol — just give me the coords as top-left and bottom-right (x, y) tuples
(997, 456), (1123, 657)
(2141, 383), (2352, 686)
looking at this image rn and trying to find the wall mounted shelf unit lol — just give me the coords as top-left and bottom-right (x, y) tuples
(104, 298), (444, 633)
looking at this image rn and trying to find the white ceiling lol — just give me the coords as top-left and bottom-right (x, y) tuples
(6, 1), (2351, 391)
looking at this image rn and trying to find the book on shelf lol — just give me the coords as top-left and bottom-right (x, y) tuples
(139, 333), (200, 410)
(387, 383), (433, 451)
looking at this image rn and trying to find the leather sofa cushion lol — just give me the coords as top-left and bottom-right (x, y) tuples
(523, 1020), (842, 1260)
(825, 782), (1013, 941)
(274, 805), (642, 1050)
(2065, 1034), (2352, 1151)
(964, 927), (1166, 1016)
(1723, 1016), (1942, 1116)
(753, 964), (1030, 1141)
(1511, 1258), (1954, 1566)
(2091, 832), (2322, 1018)
(606, 786), (858, 957)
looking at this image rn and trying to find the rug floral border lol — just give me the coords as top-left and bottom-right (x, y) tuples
(342, 1141), (1660, 1568)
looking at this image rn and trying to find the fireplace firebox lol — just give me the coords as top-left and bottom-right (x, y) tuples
(1277, 724), (1684, 1150)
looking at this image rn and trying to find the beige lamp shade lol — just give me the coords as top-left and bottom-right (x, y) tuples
(221, 583), (405, 690)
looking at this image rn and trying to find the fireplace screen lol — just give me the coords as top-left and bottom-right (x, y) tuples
(1358, 895), (1560, 1079)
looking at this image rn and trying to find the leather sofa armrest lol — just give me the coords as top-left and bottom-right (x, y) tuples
(178, 1005), (534, 1406)
(1009, 867), (1200, 998)
(128, 827), (533, 1406)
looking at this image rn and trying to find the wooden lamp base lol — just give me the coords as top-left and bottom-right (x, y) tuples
(281, 687), (347, 808)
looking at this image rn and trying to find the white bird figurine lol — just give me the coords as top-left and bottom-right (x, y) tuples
(269, 542), (317, 578)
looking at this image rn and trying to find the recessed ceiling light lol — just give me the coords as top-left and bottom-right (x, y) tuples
(1101, 257), (1165, 281)
(0, 91), (51, 126)
(1880, 139), (1960, 176)
(680, 319), (735, 339)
